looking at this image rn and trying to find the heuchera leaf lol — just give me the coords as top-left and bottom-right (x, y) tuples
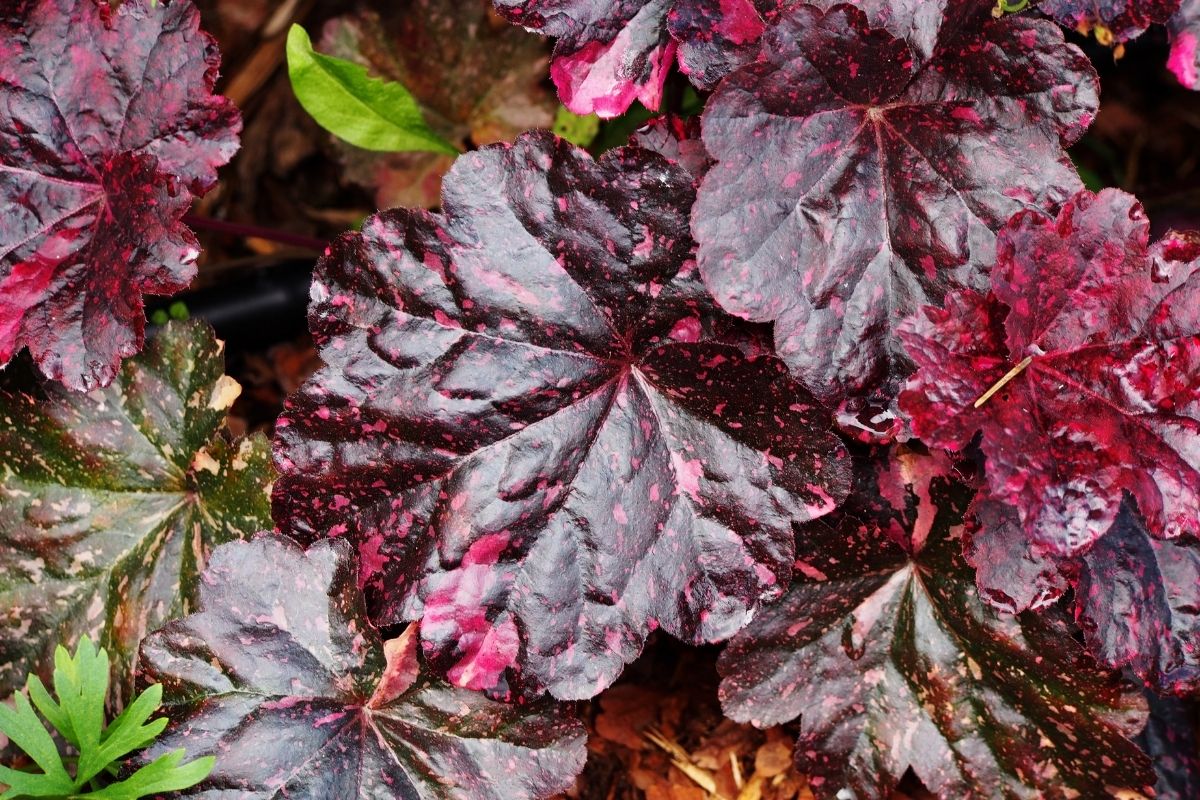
(0, 320), (274, 704)
(1140, 693), (1200, 800)
(629, 115), (712, 181)
(138, 535), (587, 799)
(969, 498), (1200, 694)
(692, 2), (1098, 414)
(273, 130), (851, 700)
(492, 0), (782, 117)
(0, 0), (241, 391)
(717, 447), (1156, 800)
(900, 189), (1200, 551)
(1040, 0), (1181, 43)
(1169, 0), (1200, 88)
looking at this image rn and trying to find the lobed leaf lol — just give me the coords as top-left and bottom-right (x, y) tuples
(272, 130), (851, 700)
(0, 637), (212, 800)
(0, 0), (240, 390)
(717, 448), (1156, 800)
(900, 189), (1200, 551)
(692, 1), (1098, 417)
(0, 320), (274, 705)
(138, 535), (587, 800)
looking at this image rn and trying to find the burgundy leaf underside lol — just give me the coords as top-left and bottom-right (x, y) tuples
(1040, 0), (1181, 42)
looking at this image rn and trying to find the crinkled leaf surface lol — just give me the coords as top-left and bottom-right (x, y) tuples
(1041, 0), (1181, 42)
(1169, 0), (1200, 88)
(139, 535), (586, 800)
(693, 2), (1097, 410)
(273, 130), (851, 700)
(0, 320), (273, 704)
(0, 0), (240, 391)
(717, 448), (1155, 800)
(493, 0), (782, 117)
(971, 498), (1200, 694)
(320, 0), (556, 209)
(900, 189), (1200, 551)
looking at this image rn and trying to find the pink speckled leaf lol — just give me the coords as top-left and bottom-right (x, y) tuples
(1041, 0), (1180, 43)
(272, 130), (851, 701)
(0, 320), (273, 705)
(138, 536), (586, 800)
(717, 448), (1156, 800)
(1169, 0), (1200, 88)
(900, 189), (1200, 552)
(492, 0), (782, 116)
(0, 0), (240, 391)
(693, 2), (1097, 411)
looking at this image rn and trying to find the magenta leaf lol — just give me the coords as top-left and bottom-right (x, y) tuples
(692, 2), (1097, 411)
(1040, 0), (1181, 43)
(900, 189), (1200, 552)
(1170, 0), (1200, 88)
(272, 130), (851, 700)
(139, 535), (585, 799)
(492, 0), (781, 117)
(0, 0), (240, 391)
(717, 448), (1156, 799)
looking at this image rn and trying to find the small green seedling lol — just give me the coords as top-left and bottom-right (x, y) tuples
(0, 637), (213, 800)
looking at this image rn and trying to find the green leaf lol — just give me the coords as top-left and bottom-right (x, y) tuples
(551, 106), (600, 147)
(286, 24), (457, 154)
(0, 320), (275, 705)
(0, 639), (211, 800)
(86, 751), (214, 799)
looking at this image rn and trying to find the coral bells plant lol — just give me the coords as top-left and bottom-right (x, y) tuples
(1, 0), (1199, 798)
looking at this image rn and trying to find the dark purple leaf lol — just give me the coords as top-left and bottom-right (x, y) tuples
(970, 497), (1200, 694)
(666, 0), (784, 89)
(1139, 693), (1200, 800)
(1040, 0), (1180, 43)
(900, 189), (1200, 552)
(272, 130), (851, 700)
(491, 0), (781, 116)
(139, 535), (585, 799)
(717, 447), (1156, 800)
(0, 0), (240, 391)
(1169, 0), (1200, 88)
(692, 2), (1097, 411)
(629, 115), (712, 181)
(1076, 502), (1200, 694)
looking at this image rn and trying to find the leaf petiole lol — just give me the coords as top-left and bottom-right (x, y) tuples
(973, 355), (1033, 408)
